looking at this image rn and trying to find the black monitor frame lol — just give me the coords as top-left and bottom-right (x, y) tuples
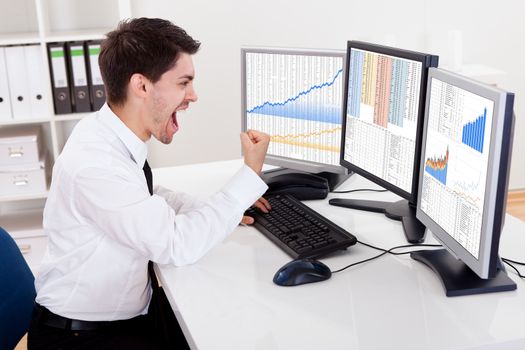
(330, 41), (438, 243)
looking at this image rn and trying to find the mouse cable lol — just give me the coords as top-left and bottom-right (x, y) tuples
(359, 240), (441, 256)
(330, 188), (388, 194)
(331, 240), (441, 274)
(387, 243), (442, 256)
(501, 257), (525, 279)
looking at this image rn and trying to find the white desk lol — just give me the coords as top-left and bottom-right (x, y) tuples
(153, 159), (525, 350)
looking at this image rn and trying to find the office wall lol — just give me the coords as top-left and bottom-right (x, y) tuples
(131, 0), (525, 189)
(423, 0), (525, 190)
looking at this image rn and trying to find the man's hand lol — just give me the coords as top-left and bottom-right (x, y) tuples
(240, 130), (270, 175)
(241, 197), (272, 225)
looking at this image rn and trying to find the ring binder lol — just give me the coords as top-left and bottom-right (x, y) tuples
(66, 42), (91, 113)
(25, 44), (49, 119)
(0, 47), (13, 122)
(5, 46), (32, 120)
(47, 42), (72, 115)
(85, 40), (105, 111)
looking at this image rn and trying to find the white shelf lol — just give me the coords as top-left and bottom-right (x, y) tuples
(0, 117), (52, 126)
(0, 114), (87, 125)
(0, 32), (41, 45)
(54, 113), (89, 122)
(43, 28), (109, 43)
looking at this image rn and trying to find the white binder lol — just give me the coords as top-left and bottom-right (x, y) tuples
(24, 45), (49, 118)
(0, 47), (13, 122)
(5, 46), (31, 120)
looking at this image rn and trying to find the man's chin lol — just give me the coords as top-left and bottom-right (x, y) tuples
(160, 136), (174, 145)
(153, 132), (174, 145)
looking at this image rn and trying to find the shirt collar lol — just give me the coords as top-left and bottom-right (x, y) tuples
(98, 103), (148, 167)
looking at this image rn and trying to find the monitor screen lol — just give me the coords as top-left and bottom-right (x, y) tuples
(241, 47), (346, 175)
(420, 76), (495, 260)
(414, 68), (515, 295)
(341, 41), (438, 200)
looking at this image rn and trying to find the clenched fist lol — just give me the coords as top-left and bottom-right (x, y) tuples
(240, 130), (270, 175)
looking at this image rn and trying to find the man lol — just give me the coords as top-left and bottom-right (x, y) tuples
(28, 18), (270, 349)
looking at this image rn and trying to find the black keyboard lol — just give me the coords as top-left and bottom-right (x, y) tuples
(245, 194), (357, 259)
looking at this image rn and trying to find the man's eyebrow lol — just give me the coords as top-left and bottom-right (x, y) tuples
(178, 74), (194, 80)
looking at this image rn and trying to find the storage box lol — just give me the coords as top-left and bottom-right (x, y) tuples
(0, 153), (48, 197)
(0, 124), (43, 167)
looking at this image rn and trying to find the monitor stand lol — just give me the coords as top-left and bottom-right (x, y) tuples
(262, 167), (352, 191)
(328, 198), (426, 243)
(411, 249), (517, 297)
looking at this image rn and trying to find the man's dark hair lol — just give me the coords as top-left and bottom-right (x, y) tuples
(99, 17), (200, 106)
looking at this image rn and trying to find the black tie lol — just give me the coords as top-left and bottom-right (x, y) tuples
(143, 160), (158, 288)
(143, 160), (153, 195)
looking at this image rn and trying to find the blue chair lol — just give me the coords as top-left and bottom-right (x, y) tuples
(0, 227), (36, 350)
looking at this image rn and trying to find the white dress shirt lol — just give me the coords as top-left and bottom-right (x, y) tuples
(35, 104), (268, 321)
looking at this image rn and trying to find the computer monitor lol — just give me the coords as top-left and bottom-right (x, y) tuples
(241, 47), (351, 191)
(329, 41), (438, 243)
(412, 68), (516, 296)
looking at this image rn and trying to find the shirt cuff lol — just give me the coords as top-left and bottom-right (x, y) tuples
(222, 165), (268, 209)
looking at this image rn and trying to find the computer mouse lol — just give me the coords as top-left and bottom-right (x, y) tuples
(273, 258), (332, 286)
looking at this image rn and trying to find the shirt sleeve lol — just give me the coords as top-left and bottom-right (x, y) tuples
(153, 185), (206, 214)
(72, 164), (268, 266)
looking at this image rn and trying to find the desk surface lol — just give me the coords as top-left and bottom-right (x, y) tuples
(153, 159), (525, 350)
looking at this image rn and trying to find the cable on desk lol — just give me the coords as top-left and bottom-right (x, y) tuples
(332, 242), (525, 280)
(331, 240), (441, 274)
(501, 257), (525, 279)
(331, 188), (388, 194)
(387, 243), (441, 256)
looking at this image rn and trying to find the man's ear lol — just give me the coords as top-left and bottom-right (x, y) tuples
(129, 73), (149, 99)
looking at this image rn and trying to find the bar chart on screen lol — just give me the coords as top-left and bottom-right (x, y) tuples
(462, 107), (487, 153)
(245, 52), (344, 165)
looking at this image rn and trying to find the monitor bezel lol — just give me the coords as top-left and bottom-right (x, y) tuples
(416, 67), (514, 279)
(339, 40), (438, 202)
(241, 46), (348, 175)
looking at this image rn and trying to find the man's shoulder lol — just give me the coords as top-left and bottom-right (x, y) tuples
(56, 112), (139, 182)
(59, 121), (127, 172)
(65, 113), (128, 156)
(68, 114), (115, 146)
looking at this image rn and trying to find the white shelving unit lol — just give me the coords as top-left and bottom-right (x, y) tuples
(0, 0), (132, 274)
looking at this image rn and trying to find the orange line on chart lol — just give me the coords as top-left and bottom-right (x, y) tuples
(271, 127), (341, 152)
(452, 188), (481, 206)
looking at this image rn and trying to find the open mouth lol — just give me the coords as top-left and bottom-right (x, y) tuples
(169, 104), (189, 136)
(169, 111), (180, 135)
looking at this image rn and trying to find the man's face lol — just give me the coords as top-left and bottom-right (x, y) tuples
(145, 53), (198, 144)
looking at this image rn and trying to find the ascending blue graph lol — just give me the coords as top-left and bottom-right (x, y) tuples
(247, 69), (343, 124)
(462, 108), (487, 153)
